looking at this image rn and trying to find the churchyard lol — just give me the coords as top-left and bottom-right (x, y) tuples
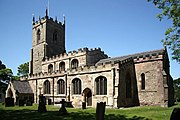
(0, 102), (179, 120)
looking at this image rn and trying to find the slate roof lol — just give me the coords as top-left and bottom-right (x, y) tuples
(96, 48), (165, 65)
(12, 80), (33, 94)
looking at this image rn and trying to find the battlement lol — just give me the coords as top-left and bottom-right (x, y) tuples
(132, 50), (164, 63)
(21, 57), (132, 80)
(33, 16), (64, 27)
(43, 47), (108, 63)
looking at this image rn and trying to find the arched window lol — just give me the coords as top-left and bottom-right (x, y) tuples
(59, 62), (65, 71)
(95, 76), (107, 95)
(71, 59), (79, 69)
(48, 64), (53, 73)
(72, 78), (81, 94)
(44, 80), (50, 94)
(126, 72), (132, 98)
(57, 79), (65, 94)
(141, 73), (145, 90)
(53, 30), (58, 42)
(37, 29), (41, 44)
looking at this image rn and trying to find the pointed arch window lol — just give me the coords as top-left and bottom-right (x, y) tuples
(126, 72), (132, 98)
(141, 73), (145, 90)
(57, 79), (65, 94)
(71, 59), (78, 69)
(44, 80), (50, 94)
(72, 78), (81, 94)
(37, 29), (41, 44)
(95, 76), (107, 95)
(59, 62), (65, 71)
(48, 64), (53, 73)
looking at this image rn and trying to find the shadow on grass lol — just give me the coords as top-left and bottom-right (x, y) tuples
(0, 109), (151, 120)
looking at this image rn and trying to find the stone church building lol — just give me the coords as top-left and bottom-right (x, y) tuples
(6, 10), (174, 108)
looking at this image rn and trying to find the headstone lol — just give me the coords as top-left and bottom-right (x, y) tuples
(5, 97), (14, 107)
(48, 99), (52, 105)
(170, 108), (180, 120)
(66, 101), (73, 108)
(82, 102), (86, 109)
(59, 99), (68, 115)
(96, 102), (106, 120)
(26, 100), (32, 106)
(38, 94), (47, 112)
(19, 99), (25, 106)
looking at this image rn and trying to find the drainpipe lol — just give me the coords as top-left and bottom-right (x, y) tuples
(36, 79), (37, 103)
(53, 77), (54, 104)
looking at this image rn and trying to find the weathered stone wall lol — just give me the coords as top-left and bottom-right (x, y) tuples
(134, 57), (165, 106)
(31, 17), (65, 74)
(117, 60), (139, 107)
(28, 63), (119, 108)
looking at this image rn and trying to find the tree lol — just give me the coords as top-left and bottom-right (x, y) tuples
(0, 68), (13, 83)
(148, 0), (180, 63)
(173, 78), (180, 101)
(17, 62), (29, 76)
(0, 60), (6, 70)
(0, 60), (13, 83)
(0, 62), (13, 93)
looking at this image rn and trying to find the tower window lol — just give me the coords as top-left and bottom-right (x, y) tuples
(44, 80), (50, 94)
(59, 62), (65, 71)
(57, 79), (65, 94)
(126, 72), (132, 98)
(72, 78), (81, 94)
(48, 64), (53, 73)
(37, 29), (41, 44)
(95, 76), (107, 95)
(141, 73), (145, 90)
(53, 31), (58, 42)
(71, 59), (78, 69)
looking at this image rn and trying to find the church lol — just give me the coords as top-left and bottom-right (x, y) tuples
(6, 9), (174, 108)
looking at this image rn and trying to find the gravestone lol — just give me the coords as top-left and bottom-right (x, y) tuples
(5, 97), (14, 107)
(82, 102), (86, 109)
(19, 99), (25, 106)
(170, 108), (180, 120)
(48, 99), (52, 105)
(38, 95), (47, 112)
(26, 100), (32, 106)
(59, 99), (68, 115)
(96, 102), (106, 120)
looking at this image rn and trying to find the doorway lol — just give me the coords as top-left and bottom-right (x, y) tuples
(83, 88), (92, 106)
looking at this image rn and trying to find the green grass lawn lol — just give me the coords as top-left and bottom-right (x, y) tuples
(0, 103), (179, 120)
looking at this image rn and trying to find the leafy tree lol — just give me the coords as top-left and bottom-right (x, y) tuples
(0, 60), (6, 70)
(0, 60), (16, 93)
(148, 0), (180, 62)
(173, 78), (180, 101)
(0, 68), (13, 83)
(17, 62), (29, 76)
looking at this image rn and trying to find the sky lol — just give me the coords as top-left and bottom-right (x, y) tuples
(0, 0), (179, 79)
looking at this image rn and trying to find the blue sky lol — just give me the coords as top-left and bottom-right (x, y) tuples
(0, 0), (179, 79)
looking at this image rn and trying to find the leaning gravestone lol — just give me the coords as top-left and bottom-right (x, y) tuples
(96, 102), (106, 120)
(59, 99), (68, 115)
(38, 95), (47, 112)
(170, 108), (180, 120)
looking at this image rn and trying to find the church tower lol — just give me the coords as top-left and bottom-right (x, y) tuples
(30, 9), (66, 74)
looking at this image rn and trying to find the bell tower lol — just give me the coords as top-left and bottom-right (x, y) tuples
(30, 9), (66, 74)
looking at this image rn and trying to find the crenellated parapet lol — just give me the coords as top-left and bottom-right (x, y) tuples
(43, 47), (108, 63)
(32, 16), (64, 29)
(132, 49), (164, 63)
